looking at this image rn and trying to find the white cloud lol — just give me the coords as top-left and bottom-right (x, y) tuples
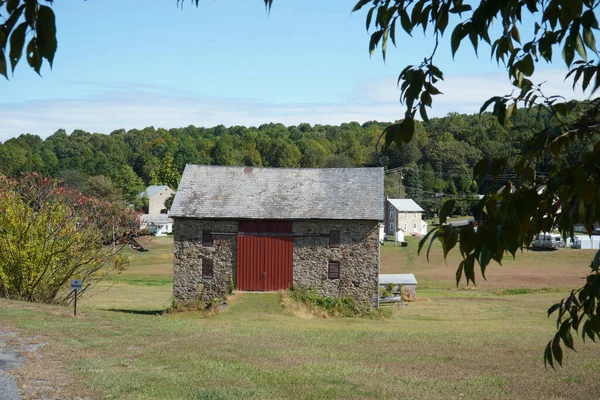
(0, 68), (592, 142)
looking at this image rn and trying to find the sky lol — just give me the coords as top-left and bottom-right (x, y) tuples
(0, 0), (592, 142)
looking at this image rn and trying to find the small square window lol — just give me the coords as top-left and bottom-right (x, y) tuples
(328, 261), (340, 279)
(202, 229), (213, 247)
(329, 230), (340, 248)
(202, 258), (214, 279)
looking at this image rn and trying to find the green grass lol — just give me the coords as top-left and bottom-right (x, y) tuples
(1, 235), (600, 399)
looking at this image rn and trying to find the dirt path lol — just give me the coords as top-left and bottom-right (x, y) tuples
(0, 331), (23, 400)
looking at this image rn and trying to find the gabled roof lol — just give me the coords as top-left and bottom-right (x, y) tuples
(388, 198), (424, 212)
(169, 165), (384, 220)
(140, 185), (172, 198)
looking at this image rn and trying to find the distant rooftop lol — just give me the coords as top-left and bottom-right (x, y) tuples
(170, 165), (384, 220)
(388, 198), (424, 212)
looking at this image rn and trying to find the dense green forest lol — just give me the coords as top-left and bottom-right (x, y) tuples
(0, 108), (567, 215)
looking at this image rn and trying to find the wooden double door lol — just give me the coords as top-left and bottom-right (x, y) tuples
(236, 221), (294, 291)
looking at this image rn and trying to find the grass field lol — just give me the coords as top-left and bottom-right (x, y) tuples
(1, 235), (600, 399)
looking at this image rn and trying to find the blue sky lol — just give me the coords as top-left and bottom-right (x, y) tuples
(0, 0), (588, 142)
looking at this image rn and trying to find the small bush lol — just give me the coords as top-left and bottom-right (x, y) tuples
(288, 288), (389, 319)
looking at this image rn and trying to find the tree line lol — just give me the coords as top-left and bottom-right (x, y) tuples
(0, 107), (566, 214)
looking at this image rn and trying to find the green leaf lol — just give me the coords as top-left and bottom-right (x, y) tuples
(547, 303), (561, 317)
(493, 101), (507, 127)
(36, 5), (58, 66)
(552, 334), (563, 366)
(544, 340), (555, 369)
(26, 37), (41, 74)
(436, 8), (448, 34)
(400, 9), (412, 35)
(419, 102), (429, 122)
(511, 25), (521, 44)
(366, 7), (375, 31)
(455, 260), (464, 285)
(479, 96), (501, 114)
(459, 224), (476, 257)
(450, 24), (465, 58)
(369, 30), (384, 55)
(464, 254), (476, 285)
(426, 230), (439, 262)
(0, 49), (7, 79)
(439, 199), (455, 224)
(352, 0), (371, 13)
(6, 0), (19, 14)
(9, 22), (27, 72)
(442, 226), (459, 259)
(562, 36), (576, 67)
(575, 33), (587, 61)
(521, 54), (534, 76)
(418, 226), (438, 255)
(398, 116), (414, 144)
(583, 27), (597, 53)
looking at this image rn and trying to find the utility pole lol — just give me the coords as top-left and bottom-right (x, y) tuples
(398, 168), (403, 198)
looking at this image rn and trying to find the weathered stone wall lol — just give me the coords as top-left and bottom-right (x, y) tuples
(173, 218), (380, 307)
(173, 219), (237, 304)
(293, 220), (380, 307)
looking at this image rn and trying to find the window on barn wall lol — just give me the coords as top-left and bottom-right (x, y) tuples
(329, 230), (340, 248)
(202, 258), (214, 279)
(202, 229), (213, 247)
(328, 261), (340, 279)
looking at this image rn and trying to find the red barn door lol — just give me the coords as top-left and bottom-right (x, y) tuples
(237, 221), (294, 291)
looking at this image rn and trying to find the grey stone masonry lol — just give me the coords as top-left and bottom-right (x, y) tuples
(173, 218), (380, 307)
(293, 220), (380, 307)
(173, 219), (238, 303)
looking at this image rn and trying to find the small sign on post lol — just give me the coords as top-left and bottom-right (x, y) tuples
(70, 279), (82, 317)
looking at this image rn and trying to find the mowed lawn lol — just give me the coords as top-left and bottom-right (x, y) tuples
(1, 236), (600, 399)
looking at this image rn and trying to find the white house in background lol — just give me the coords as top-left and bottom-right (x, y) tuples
(384, 198), (427, 236)
(140, 214), (173, 236)
(140, 185), (175, 215)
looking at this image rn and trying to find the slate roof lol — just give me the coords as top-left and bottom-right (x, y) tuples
(169, 165), (384, 220)
(140, 185), (171, 199)
(388, 198), (424, 212)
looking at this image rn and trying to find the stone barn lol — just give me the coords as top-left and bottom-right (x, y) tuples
(169, 165), (384, 306)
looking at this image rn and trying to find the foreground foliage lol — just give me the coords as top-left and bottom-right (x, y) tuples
(0, 173), (139, 304)
(351, 0), (600, 366)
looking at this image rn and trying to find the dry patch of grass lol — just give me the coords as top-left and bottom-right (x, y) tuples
(280, 291), (329, 319)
